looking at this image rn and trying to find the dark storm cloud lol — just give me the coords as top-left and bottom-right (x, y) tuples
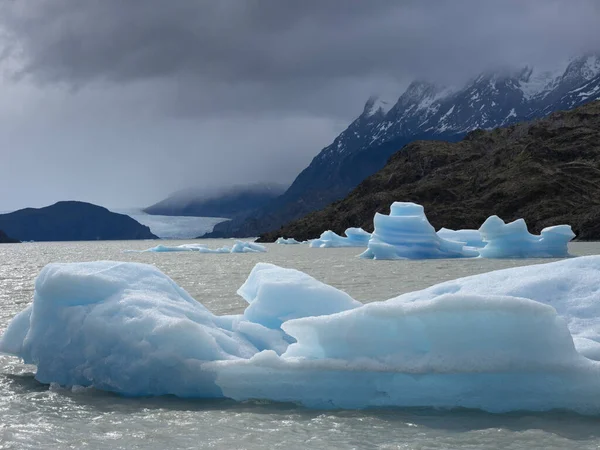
(1, 0), (599, 118)
(0, 1), (599, 212)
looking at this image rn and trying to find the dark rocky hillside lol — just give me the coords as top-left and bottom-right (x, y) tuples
(259, 101), (600, 241)
(0, 201), (158, 242)
(0, 230), (19, 243)
(210, 54), (600, 238)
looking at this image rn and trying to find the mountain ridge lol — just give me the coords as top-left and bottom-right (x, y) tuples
(206, 53), (600, 238)
(258, 100), (600, 242)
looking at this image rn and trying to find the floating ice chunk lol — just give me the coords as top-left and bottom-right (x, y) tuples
(309, 228), (371, 248)
(238, 263), (361, 329)
(143, 243), (210, 252)
(194, 246), (231, 254)
(275, 237), (302, 245)
(214, 292), (596, 411)
(436, 228), (486, 248)
(393, 255), (600, 360)
(0, 262), (258, 397)
(478, 216), (574, 258)
(360, 202), (478, 259)
(135, 241), (266, 254)
(5, 257), (600, 414)
(230, 241), (266, 253)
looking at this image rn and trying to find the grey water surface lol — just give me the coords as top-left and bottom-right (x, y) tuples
(1, 240), (600, 449)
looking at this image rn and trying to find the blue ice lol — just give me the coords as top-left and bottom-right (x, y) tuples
(275, 237), (303, 245)
(135, 241), (266, 254)
(359, 202), (574, 259)
(478, 216), (574, 258)
(3, 257), (600, 413)
(360, 203), (478, 259)
(309, 228), (371, 248)
(436, 228), (486, 248)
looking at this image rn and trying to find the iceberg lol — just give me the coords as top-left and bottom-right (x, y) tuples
(230, 241), (267, 253)
(309, 228), (371, 248)
(358, 202), (574, 259)
(275, 237), (302, 245)
(238, 263), (361, 329)
(133, 241), (266, 254)
(478, 216), (575, 258)
(3, 257), (600, 414)
(360, 203), (478, 259)
(436, 228), (486, 248)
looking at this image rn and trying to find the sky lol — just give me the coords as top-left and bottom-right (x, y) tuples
(0, 0), (599, 211)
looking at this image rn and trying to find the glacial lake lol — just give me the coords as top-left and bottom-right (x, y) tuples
(2, 240), (600, 449)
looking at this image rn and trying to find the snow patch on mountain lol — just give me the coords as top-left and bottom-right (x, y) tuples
(364, 96), (394, 117)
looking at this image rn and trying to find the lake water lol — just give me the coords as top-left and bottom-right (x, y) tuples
(2, 240), (600, 449)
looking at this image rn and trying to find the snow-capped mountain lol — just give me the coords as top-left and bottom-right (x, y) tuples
(205, 53), (600, 239)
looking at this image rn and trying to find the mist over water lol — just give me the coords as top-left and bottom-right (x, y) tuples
(2, 240), (600, 449)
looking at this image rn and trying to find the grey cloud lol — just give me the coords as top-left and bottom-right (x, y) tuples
(1, 1), (599, 117)
(0, 1), (599, 211)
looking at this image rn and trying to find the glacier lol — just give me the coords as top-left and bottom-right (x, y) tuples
(132, 241), (266, 254)
(478, 216), (574, 258)
(359, 203), (479, 259)
(310, 228), (371, 248)
(3, 257), (600, 413)
(116, 209), (228, 240)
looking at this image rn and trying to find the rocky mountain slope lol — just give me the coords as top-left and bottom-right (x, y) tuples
(208, 53), (600, 238)
(0, 230), (19, 243)
(259, 100), (600, 241)
(0, 201), (158, 242)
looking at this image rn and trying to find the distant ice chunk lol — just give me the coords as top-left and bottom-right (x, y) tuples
(275, 237), (302, 245)
(436, 228), (486, 248)
(141, 243), (212, 252)
(230, 241), (267, 253)
(478, 216), (574, 258)
(360, 203), (478, 259)
(309, 228), (371, 248)
(135, 241), (266, 254)
(238, 263), (361, 329)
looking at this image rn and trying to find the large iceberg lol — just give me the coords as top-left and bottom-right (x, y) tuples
(3, 257), (600, 413)
(360, 203), (479, 259)
(478, 216), (574, 258)
(0, 262), (343, 397)
(133, 241), (266, 254)
(309, 228), (371, 248)
(359, 202), (574, 259)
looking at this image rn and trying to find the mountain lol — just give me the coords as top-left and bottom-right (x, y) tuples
(0, 230), (19, 243)
(0, 201), (158, 242)
(206, 53), (600, 238)
(144, 183), (286, 219)
(259, 100), (600, 242)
